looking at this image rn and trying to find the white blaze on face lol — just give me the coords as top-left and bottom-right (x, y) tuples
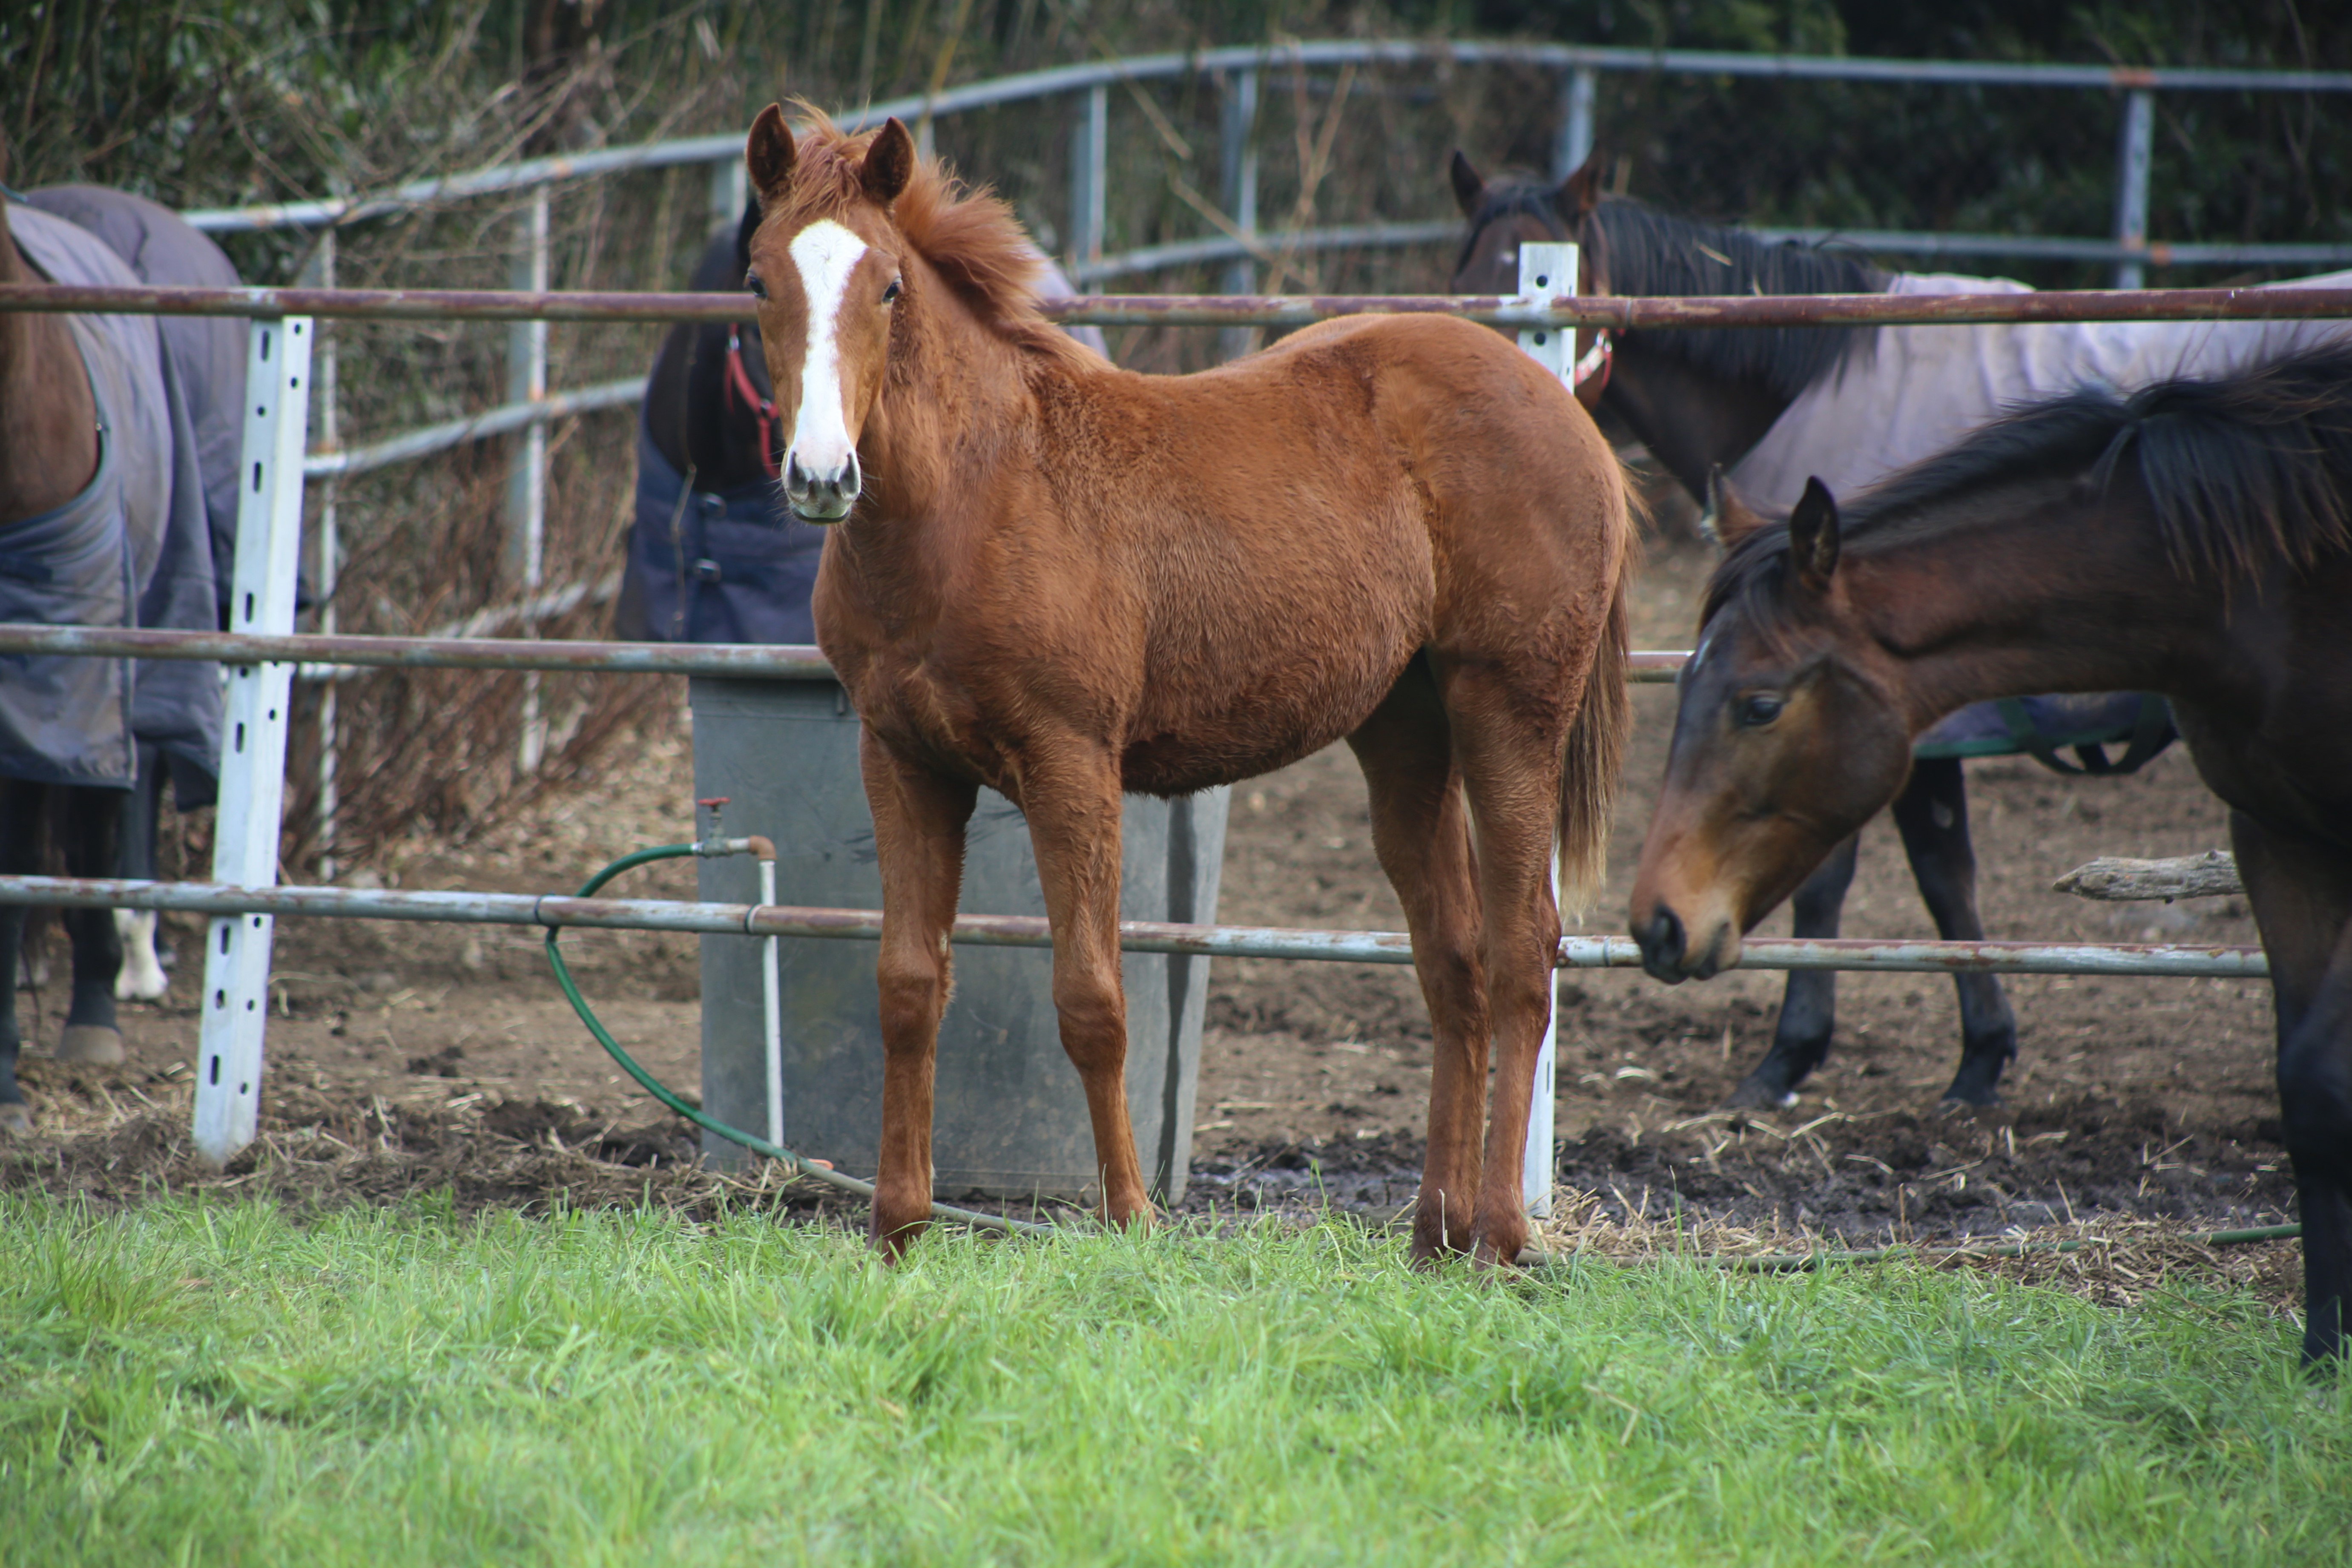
(787, 219), (871, 481)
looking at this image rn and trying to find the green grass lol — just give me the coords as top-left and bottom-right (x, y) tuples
(0, 1195), (2344, 1566)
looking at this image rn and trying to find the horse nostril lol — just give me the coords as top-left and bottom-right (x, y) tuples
(1635, 905), (1689, 983)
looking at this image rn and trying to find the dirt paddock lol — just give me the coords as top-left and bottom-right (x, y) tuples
(0, 531), (2298, 1298)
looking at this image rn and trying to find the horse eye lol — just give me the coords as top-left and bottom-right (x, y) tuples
(745, 271), (767, 300)
(1736, 693), (1785, 727)
(881, 278), (902, 304)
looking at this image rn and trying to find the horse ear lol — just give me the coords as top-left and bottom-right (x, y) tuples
(1788, 477), (1842, 589)
(745, 104), (795, 207)
(1554, 147), (1606, 223)
(1448, 151), (1486, 219)
(862, 118), (917, 209)
(1703, 468), (1775, 549)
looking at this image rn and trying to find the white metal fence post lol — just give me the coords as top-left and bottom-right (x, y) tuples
(1554, 65), (1598, 181)
(193, 315), (313, 1166)
(2113, 86), (2154, 289)
(507, 187), (551, 773)
(1217, 66), (1260, 362)
(306, 232), (340, 880)
(1514, 238), (1579, 1220)
(1069, 83), (1108, 285)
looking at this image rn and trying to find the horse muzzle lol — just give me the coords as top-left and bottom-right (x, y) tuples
(784, 449), (862, 523)
(1631, 900), (1738, 984)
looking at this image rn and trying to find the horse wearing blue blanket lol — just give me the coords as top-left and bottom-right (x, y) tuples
(0, 143), (237, 1131)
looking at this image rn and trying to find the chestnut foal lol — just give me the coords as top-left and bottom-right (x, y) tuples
(741, 107), (1633, 1264)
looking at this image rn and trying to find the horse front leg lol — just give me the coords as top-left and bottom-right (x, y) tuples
(1726, 833), (1858, 1109)
(2229, 810), (2352, 1365)
(53, 785), (124, 1064)
(0, 779), (42, 1132)
(858, 728), (977, 1258)
(1890, 758), (2016, 1107)
(1019, 744), (1153, 1230)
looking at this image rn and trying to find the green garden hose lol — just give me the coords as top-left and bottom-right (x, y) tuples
(544, 844), (1053, 1238)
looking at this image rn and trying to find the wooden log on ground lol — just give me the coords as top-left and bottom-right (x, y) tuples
(2051, 850), (2242, 902)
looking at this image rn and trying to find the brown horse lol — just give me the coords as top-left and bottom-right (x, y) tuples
(0, 170), (125, 1133)
(739, 106), (1633, 1265)
(1628, 346), (2352, 1362)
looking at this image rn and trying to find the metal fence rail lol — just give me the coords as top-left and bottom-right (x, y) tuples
(177, 40), (2352, 240)
(0, 876), (2269, 980)
(10, 281), (2352, 329)
(0, 623), (1691, 685)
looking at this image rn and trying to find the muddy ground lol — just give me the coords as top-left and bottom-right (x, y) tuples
(0, 525), (2297, 1287)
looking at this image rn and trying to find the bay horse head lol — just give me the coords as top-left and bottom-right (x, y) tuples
(741, 104), (919, 523)
(1446, 149), (1611, 411)
(1628, 477), (1913, 982)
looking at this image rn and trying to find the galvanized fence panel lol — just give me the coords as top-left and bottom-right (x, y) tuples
(0, 277), (2312, 1173)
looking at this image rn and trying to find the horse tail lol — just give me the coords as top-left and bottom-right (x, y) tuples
(1557, 485), (1637, 921)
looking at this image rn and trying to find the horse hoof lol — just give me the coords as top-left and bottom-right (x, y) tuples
(1722, 1079), (1799, 1111)
(56, 1025), (125, 1065)
(0, 1103), (29, 1136)
(114, 971), (169, 1003)
(1470, 1239), (1526, 1273)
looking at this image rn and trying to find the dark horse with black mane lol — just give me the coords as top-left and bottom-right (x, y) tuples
(1628, 345), (2352, 1362)
(1452, 149), (2349, 1111)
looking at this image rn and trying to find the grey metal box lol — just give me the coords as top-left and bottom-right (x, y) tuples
(689, 676), (1227, 1202)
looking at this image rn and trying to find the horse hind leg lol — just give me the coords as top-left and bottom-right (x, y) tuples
(1442, 663), (1579, 1269)
(2227, 810), (2352, 1365)
(113, 746), (169, 1002)
(1726, 832), (1858, 1109)
(1890, 758), (2015, 1108)
(54, 785), (123, 1065)
(112, 910), (165, 1002)
(1348, 667), (1488, 1262)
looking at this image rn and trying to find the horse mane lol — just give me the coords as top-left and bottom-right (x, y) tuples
(1588, 196), (1888, 401)
(1704, 344), (2352, 627)
(775, 111), (1096, 370)
(1467, 177), (1890, 401)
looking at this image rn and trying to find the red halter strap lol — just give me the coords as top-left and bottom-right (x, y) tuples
(1571, 328), (1613, 398)
(724, 326), (781, 481)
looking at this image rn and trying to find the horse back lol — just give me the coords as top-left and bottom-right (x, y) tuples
(6, 195), (229, 789)
(844, 314), (1623, 798)
(26, 187), (246, 564)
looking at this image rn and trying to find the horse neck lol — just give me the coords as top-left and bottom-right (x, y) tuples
(837, 274), (1034, 594)
(1582, 205), (1878, 500)
(1603, 346), (1792, 501)
(1842, 482), (2216, 728)
(0, 207), (98, 524)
